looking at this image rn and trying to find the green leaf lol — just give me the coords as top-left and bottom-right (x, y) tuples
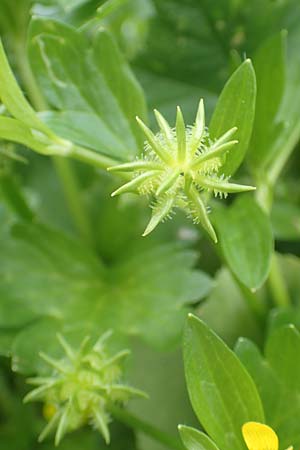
(213, 195), (274, 291)
(135, 0), (297, 96)
(179, 425), (220, 450)
(93, 29), (147, 146)
(28, 18), (144, 161)
(235, 327), (300, 449)
(265, 324), (300, 391)
(0, 222), (213, 372)
(0, 117), (58, 155)
(256, 27), (300, 183)
(235, 338), (280, 426)
(248, 31), (286, 171)
(209, 60), (256, 176)
(0, 40), (52, 136)
(183, 314), (264, 450)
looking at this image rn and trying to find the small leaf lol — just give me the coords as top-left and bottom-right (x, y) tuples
(179, 425), (221, 450)
(209, 60), (256, 176)
(213, 195), (274, 290)
(183, 314), (264, 450)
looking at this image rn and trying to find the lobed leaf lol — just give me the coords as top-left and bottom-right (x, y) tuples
(28, 17), (145, 161)
(0, 222), (213, 373)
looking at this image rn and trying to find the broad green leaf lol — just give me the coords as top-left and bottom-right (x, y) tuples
(248, 32), (286, 171)
(0, 222), (213, 372)
(209, 60), (256, 176)
(183, 314), (264, 450)
(213, 195), (274, 290)
(28, 18), (144, 160)
(235, 327), (300, 449)
(0, 41), (52, 136)
(179, 425), (220, 450)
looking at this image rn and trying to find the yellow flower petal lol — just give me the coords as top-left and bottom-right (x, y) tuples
(242, 422), (279, 450)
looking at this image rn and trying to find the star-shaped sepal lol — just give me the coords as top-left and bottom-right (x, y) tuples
(108, 100), (255, 242)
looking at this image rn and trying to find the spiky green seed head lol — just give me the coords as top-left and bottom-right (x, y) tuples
(109, 100), (255, 242)
(24, 332), (146, 446)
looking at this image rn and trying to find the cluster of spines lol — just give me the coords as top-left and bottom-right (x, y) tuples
(108, 100), (255, 242)
(24, 331), (146, 446)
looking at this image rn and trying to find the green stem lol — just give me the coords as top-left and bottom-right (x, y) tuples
(70, 144), (131, 179)
(268, 253), (291, 307)
(235, 277), (267, 322)
(255, 178), (273, 215)
(13, 39), (46, 112)
(70, 144), (120, 170)
(255, 180), (291, 307)
(108, 404), (185, 450)
(13, 37), (94, 245)
(268, 121), (300, 185)
(52, 156), (93, 246)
